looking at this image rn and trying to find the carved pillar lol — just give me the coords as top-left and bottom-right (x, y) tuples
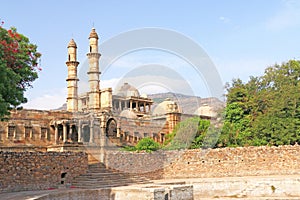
(89, 120), (94, 143)
(130, 100), (133, 110)
(143, 102), (146, 113)
(136, 101), (140, 111)
(78, 121), (82, 143)
(118, 101), (121, 111)
(117, 122), (121, 138)
(69, 125), (73, 142)
(45, 128), (48, 141)
(63, 123), (67, 143)
(54, 125), (58, 144)
(100, 114), (107, 163)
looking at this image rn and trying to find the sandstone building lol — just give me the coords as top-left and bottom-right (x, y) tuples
(0, 28), (218, 157)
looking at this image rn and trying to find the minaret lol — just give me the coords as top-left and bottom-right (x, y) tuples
(87, 28), (101, 111)
(66, 39), (79, 112)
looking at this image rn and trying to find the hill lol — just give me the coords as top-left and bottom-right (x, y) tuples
(56, 92), (225, 114)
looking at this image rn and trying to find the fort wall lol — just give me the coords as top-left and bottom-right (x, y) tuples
(105, 145), (300, 179)
(0, 151), (88, 193)
(1, 145), (300, 193)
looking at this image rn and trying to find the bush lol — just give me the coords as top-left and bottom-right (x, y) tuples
(135, 137), (160, 152)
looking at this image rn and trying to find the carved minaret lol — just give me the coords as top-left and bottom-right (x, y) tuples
(66, 39), (79, 112)
(87, 28), (101, 111)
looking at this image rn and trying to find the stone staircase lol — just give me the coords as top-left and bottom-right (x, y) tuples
(71, 163), (152, 189)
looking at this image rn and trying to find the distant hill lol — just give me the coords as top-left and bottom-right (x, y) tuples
(54, 103), (67, 111)
(56, 92), (225, 115)
(148, 92), (225, 115)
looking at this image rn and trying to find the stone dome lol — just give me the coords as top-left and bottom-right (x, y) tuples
(68, 39), (77, 48)
(153, 98), (180, 116)
(194, 104), (217, 118)
(116, 83), (140, 98)
(119, 109), (138, 119)
(89, 28), (99, 39)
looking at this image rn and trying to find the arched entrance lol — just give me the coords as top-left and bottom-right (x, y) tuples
(106, 118), (117, 137)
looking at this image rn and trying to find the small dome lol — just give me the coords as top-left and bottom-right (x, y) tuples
(68, 39), (77, 48)
(116, 83), (140, 98)
(140, 94), (148, 98)
(194, 104), (217, 118)
(89, 28), (99, 39)
(120, 109), (138, 119)
(153, 98), (180, 116)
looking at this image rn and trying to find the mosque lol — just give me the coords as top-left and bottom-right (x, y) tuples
(0, 28), (218, 157)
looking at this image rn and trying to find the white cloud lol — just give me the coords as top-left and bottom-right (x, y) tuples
(219, 16), (230, 24)
(23, 88), (67, 110)
(101, 78), (120, 90)
(266, 0), (300, 31)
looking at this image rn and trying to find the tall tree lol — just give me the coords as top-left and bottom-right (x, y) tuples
(219, 60), (300, 147)
(0, 23), (41, 119)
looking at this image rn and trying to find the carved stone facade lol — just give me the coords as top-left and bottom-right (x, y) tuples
(0, 28), (215, 156)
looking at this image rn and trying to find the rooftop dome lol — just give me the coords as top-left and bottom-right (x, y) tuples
(120, 109), (138, 119)
(116, 83), (140, 98)
(89, 28), (99, 39)
(68, 39), (77, 48)
(153, 98), (181, 116)
(194, 104), (217, 118)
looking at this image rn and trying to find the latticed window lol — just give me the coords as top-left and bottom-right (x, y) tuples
(8, 125), (15, 139)
(25, 126), (32, 139)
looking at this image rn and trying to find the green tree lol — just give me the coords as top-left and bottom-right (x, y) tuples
(163, 117), (214, 149)
(0, 23), (41, 119)
(219, 60), (300, 147)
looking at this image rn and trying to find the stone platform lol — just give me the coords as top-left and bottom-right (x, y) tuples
(2, 175), (300, 200)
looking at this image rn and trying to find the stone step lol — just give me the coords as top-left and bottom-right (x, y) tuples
(72, 177), (149, 183)
(71, 162), (152, 189)
(72, 180), (148, 185)
(76, 173), (143, 179)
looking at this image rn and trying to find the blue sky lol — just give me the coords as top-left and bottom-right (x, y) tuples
(1, 0), (300, 109)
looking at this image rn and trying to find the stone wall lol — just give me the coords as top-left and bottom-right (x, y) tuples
(0, 151), (88, 193)
(104, 145), (300, 179)
(0, 109), (73, 145)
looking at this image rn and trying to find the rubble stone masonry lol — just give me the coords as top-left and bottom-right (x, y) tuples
(105, 145), (300, 179)
(0, 151), (88, 193)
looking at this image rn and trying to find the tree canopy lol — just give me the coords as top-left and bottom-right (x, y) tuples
(218, 60), (300, 147)
(0, 23), (41, 119)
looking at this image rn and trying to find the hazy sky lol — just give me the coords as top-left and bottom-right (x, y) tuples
(1, 0), (300, 109)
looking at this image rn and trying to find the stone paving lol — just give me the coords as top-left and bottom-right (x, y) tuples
(1, 175), (300, 200)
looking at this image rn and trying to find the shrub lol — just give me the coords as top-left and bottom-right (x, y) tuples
(135, 137), (160, 152)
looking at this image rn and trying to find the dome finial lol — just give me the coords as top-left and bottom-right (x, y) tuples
(89, 27), (99, 39)
(68, 38), (77, 48)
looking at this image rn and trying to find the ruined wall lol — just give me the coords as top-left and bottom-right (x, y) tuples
(104, 145), (300, 180)
(163, 145), (300, 178)
(118, 117), (166, 144)
(0, 151), (88, 193)
(0, 109), (74, 145)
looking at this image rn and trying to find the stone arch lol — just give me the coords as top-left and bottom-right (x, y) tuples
(106, 118), (117, 137)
